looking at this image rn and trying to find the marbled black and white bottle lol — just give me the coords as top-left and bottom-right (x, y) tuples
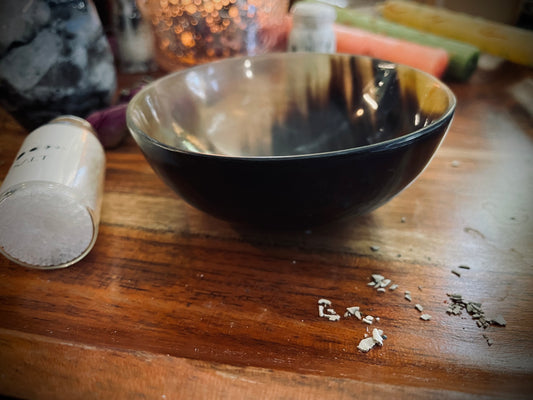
(0, 0), (117, 130)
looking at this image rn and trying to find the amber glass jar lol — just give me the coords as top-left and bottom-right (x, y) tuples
(137, 0), (289, 70)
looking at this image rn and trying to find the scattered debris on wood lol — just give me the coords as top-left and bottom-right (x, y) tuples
(483, 334), (494, 346)
(446, 293), (506, 330)
(317, 299), (341, 321)
(491, 314), (507, 326)
(357, 328), (385, 352)
(344, 306), (362, 320)
(368, 274), (394, 292)
(372, 328), (384, 346)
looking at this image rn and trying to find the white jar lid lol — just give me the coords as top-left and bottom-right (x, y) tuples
(0, 182), (96, 269)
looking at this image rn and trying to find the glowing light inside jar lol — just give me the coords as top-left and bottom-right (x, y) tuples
(142, 0), (287, 69)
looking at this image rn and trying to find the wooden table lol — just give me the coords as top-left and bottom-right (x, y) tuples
(1, 58), (532, 399)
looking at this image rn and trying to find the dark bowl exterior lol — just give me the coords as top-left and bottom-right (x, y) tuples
(128, 53), (456, 228)
(134, 115), (451, 227)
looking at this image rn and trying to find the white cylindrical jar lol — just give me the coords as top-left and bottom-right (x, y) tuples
(288, 2), (337, 53)
(0, 116), (106, 269)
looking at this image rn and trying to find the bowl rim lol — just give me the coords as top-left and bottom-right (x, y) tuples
(127, 52), (456, 161)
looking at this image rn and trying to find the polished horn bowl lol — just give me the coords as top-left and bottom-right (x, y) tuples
(127, 53), (456, 227)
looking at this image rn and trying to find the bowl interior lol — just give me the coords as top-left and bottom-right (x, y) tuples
(128, 53), (455, 158)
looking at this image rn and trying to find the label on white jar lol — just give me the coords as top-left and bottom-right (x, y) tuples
(0, 122), (105, 212)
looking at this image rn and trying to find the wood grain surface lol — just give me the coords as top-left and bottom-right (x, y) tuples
(0, 58), (532, 399)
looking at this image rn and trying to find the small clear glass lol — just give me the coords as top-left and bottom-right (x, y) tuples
(112, 0), (157, 73)
(288, 2), (336, 53)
